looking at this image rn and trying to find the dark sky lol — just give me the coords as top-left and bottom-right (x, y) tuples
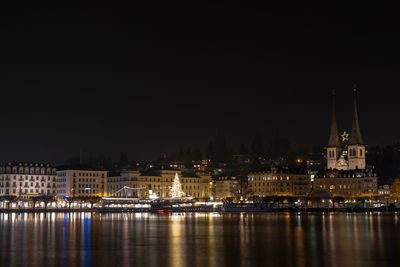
(1, 3), (399, 163)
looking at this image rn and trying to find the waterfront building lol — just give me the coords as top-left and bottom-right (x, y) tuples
(56, 165), (107, 198)
(378, 184), (391, 196)
(107, 169), (212, 199)
(313, 169), (377, 197)
(213, 175), (240, 199)
(326, 89), (366, 171)
(0, 162), (57, 196)
(107, 170), (141, 197)
(391, 178), (400, 199)
(313, 89), (378, 198)
(248, 167), (311, 197)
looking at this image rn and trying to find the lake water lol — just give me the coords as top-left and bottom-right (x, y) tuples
(0, 212), (399, 267)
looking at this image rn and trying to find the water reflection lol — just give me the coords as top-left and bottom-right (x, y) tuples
(0, 212), (399, 267)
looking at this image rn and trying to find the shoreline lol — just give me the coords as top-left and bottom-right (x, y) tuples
(1, 207), (399, 213)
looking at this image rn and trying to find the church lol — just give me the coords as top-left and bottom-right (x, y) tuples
(313, 89), (378, 198)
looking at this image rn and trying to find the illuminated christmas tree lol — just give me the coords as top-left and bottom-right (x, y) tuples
(170, 173), (185, 198)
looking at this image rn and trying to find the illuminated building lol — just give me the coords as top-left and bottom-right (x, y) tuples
(378, 184), (391, 196)
(0, 162), (57, 196)
(56, 165), (107, 197)
(248, 167), (311, 197)
(326, 89), (366, 170)
(313, 169), (377, 197)
(213, 175), (240, 199)
(107, 170), (141, 197)
(313, 89), (378, 198)
(107, 169), (211, 199)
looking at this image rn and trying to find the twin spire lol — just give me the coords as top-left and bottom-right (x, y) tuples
(349, 87), (363, 145)
(328, 90), (341, 147)
(328, 86), (363, 147)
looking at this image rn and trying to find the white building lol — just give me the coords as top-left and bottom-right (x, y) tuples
(107, 170), (141, 197)
(108, 169), (212, 199)
(248, 167), (311, 197)
(326, 89), (366, 170)
(56, 165), (107, 198)
(314, 89), (378, 198)
(213, 175), (239, 199)
(0, 162), (57, 196)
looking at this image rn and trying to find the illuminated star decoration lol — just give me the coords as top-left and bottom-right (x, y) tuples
(341, 131), (349, 142)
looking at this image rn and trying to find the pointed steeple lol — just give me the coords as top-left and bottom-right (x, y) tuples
(328, 90), (341, 147)
(349, 85), (364, 145)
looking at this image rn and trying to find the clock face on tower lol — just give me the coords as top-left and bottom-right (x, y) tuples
(341, 131), (349, 142)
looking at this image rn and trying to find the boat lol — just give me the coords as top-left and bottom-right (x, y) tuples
(221, 203), (271, 212)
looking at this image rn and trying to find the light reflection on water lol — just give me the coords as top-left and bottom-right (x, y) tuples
(0, 212), (399, 267)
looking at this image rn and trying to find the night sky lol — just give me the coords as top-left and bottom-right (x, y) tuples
(1, 4), (399, 163)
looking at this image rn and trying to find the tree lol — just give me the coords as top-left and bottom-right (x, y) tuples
(239, 144), (249, 155)
(119, 152), (129, 169)
(207, 141), (214, 159)
(251, 133), (265, 158)
(231, 175), (252, 201)
(170, 173), (185, 198)
(332, 196), (345, 208)
(263, 196), (274, 207)
(0, 195), (17, 209)
(266, 132), (294, 166)
(191, 149), (203, 161)
(30, 196), (39, 210)
(206, 134), (231, 163)
(285, 196), (297, 208)
(83, 196), (102, 208)
(66, 196), (74, 209)
(34, 195), (55, 210)
(73, 196), (102, 208)
(368, 144), (400, 185)
(391, 178), (400, 198)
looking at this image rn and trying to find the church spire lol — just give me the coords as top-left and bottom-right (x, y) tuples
(349, 85), (364, 145)
(328, 90), (341, 147)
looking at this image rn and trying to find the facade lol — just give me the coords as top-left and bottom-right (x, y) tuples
(390, 178), (400, 199)
(314, 169), (377, 197)
(248, 167), (311, 197)
(213, 175), (240, 199)
(314, 89), (378, 198)
(326, 89), (366, 171)
(378, 184), (391, 196)
(0, 162), (57, 196)
(56, 166), (107, 198)
(107, 170), (141, 197)
(107, 169), (212, 199)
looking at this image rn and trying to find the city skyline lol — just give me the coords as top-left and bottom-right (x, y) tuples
(2, 5), (400, 267)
